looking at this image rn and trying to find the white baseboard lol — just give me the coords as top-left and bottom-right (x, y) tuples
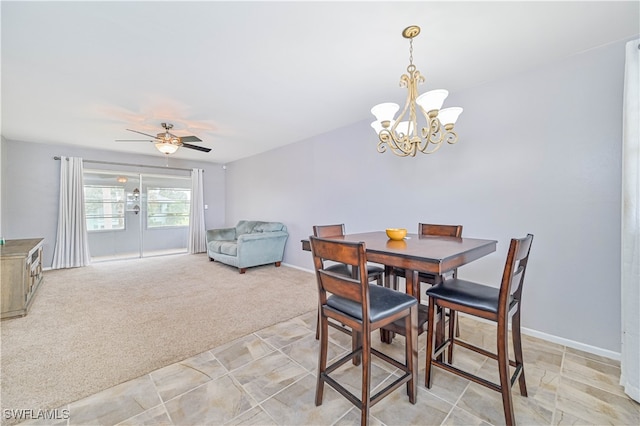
(282, 262), (314, 274)
(521, 326), (621, 361)
(456, 312), (621, 361)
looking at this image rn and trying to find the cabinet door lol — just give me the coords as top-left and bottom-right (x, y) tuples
(0, 258), (27, 316)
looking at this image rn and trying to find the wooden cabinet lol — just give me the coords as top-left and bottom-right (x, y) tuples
(1, 238), (44, 319)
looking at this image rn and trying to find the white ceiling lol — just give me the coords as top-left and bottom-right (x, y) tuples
(2, 1), (639, 164)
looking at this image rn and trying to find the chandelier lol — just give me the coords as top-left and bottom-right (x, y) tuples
(371, 26), (463, 157)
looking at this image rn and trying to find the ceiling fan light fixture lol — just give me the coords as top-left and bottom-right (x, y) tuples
(155, 142), (179, 155)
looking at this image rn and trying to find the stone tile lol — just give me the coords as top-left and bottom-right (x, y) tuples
(333, 407), (384, 425)
(422, 367), (472, 405)
(443, 407), (492, 426)
(231, 351), (308, 403)
(555, 376), (640, 425)
(371, 385), (452, 426)
(295, 310), (318, 332)
(211, 333), (276, 372)
(280, 333), (347, 373)
(117, 405), (172, 425)
(255, 316), (313, 349)
(150, 350), (227, 402)
(562, 353), (625, 398)
(224, 406), (276, 425)
(325, 356), (396, 399)
(457, 380), (553, 426)
(260, 373), (353, 425)
(565, 346), (620, 367)
(68, 375), (162, 426)
(164, 375), (256, 425)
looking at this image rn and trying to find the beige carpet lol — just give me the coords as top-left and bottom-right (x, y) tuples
(0, 254), (316, 417)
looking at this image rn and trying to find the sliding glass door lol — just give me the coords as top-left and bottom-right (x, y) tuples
(141, 174), (191, 258)
(84, 170), (190, 261)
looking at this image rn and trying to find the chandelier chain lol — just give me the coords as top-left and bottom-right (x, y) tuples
(408, 38), (414, 68)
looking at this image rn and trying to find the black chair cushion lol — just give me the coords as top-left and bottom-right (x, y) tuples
(327, 285), (417, 323)
(426, 278), (513, 314)
(326, 264), (384, 278)
(367, 264), (384, 275)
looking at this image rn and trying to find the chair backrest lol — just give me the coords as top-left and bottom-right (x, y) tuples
(419, 223), (463, 238)
(309, 236), (370, 316)
(313, 224), (346, 238)
(499, 234), (534, 312)
(419, 224), (463, 279)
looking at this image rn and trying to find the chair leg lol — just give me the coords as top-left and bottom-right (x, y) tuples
(497, 319), (516, 426)
(405, 304), (418, 403)
(360, 327), (371, 426)
(353, 330), (362, 366)
(512, 308), (528, 396)
(447, 308), (456, 363)
(315, 311), (329, 406)
(424, 299), (436, 388)
(315, 307), (320, 340)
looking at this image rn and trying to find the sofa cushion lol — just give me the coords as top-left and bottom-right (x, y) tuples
(208, 240), (236, 254)
(219, 241), (238, 256)
(253, 222), (283, 232)
(236, 220), (257, 236)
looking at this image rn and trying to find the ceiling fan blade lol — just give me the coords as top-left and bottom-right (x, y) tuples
(115, 139), (155, 142)
(181, 143), (211, 152)
(180, 135), (202, 143)
(126, 129), (159, 139)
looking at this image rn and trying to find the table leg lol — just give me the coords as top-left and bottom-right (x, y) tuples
(380, 266), (394, 343)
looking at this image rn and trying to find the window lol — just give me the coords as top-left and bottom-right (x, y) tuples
(84, 185), (125, 231)
(146, 187), (190, 228)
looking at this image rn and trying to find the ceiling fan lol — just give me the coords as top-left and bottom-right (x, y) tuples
(116, 122), (211, 155)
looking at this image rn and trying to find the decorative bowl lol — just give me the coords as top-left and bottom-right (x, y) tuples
(386, 228), (407, 241)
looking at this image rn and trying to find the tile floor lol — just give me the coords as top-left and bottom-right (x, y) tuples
(21, 311), (639, 426)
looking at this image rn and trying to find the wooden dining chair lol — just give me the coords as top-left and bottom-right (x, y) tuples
(313, 224), (385, 340)
(424, 234), (534, 426)
(310, 236), (418, 426)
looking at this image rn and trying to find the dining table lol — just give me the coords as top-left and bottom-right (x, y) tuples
(301, 231), (497, 343)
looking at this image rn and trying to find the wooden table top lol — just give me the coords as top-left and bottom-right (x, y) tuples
(302, 231), (497, 275)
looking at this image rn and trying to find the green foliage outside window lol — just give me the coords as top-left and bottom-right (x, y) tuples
(147, 188), (190, 228)
(84, 185), (125, 231)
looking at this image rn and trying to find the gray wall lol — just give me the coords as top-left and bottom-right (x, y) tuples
(1, 140), (226, 267)
(225, 39), (630, 354)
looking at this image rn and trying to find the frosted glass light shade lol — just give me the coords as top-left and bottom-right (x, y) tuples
(155, 142), (179, 154)
(371, 121), (383, 134)
(437, 107), (463, 125)
(371, 103), (399, 122)
(416, 89), (449, 112)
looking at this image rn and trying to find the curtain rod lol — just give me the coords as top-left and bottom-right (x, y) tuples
(53, 156), (198, 173)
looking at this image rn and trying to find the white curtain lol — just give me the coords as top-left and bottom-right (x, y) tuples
(51, 157), (91, 269)
(621, 39), (640, 403)
(188, 168), (207, 253)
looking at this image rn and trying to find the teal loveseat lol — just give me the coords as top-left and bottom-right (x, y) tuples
(206, 220), (289, 273)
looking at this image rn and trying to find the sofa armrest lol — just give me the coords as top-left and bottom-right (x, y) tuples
(207, 227), (236, 242)
(236, 231), (289, 268)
